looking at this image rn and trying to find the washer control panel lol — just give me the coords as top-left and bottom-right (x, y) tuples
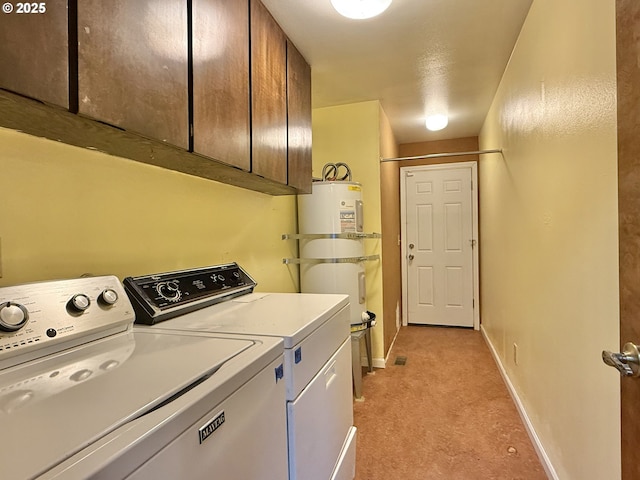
(124, 263), (257, 325)
(0, 276), (134, 369)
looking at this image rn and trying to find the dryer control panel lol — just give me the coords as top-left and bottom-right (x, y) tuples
(124, 263), (256, 325)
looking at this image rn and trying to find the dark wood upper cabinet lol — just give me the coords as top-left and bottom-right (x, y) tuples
(0, 0), (312, 195)
(286, 41), (312, 194)
(0, 0), (69, 108)
(77, 1), (189, 149)
(193, 0), (251, 171)
(250, 0), (288, 184)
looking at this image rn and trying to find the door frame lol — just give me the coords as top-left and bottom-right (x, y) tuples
(400, 161), (480, 330)
(617, 2), (640, 477)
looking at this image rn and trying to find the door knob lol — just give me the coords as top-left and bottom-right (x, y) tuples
(409, 243), (415, 249)
(602, 342), (640, 377)
(407, 254), (414, 261)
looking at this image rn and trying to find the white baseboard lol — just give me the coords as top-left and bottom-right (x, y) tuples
(360, 356), (386, 369)
(359, 325), (402, 370)
(480, 326), (559, 480)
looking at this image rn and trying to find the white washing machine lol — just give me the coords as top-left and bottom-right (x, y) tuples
(124, 263), (357, 480)
(0, 275), (288, 479)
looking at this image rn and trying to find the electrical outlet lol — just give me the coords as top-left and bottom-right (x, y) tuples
(513, 343), (518, 366)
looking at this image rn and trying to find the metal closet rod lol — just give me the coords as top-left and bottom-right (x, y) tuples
(380, 149), (503, 162)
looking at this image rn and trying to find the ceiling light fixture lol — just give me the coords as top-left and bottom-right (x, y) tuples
(330, 0), (392, 19)
(425, 114), (449, 131)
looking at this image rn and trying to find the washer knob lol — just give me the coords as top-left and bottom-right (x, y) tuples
(99, 289), (118, 306)
(69, 294), (91, 313)
(0, 302), (29, 332)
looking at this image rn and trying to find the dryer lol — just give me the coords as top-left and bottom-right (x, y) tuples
(124, 263), (357, 480)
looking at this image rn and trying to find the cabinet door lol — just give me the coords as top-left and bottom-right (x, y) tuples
(77, 1), (189, 149)
(193, 0), (250, 171)
(0, 0), (68, 108)
(286, 41), (312, 193)
(250, 0), (287, 184)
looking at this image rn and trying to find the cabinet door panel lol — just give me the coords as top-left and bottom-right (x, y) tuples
(193, 0), (250, 170)
(78, 1), (188, 148)
(286, 41), (312, 193)
(0, 0), (68, 108)
(250, 0), (287, 184)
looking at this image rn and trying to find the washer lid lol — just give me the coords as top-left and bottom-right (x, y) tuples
(152, 293), (349, 348)
(0, 330), (257, 480)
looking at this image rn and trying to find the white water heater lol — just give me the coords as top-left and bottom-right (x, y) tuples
(297, 181), (367, 326)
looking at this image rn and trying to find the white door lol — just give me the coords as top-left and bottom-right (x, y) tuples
(401, 163), (477, 328)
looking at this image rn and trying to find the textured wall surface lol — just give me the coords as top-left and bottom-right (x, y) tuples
(312, 101), (385, 362)
(0, 127), (298, 292)
(478, 0), (619, 478)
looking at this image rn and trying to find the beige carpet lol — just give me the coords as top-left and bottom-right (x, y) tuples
(353, 326), (547, 480)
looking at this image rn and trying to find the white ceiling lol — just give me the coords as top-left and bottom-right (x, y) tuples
(261, 0), (533, 145)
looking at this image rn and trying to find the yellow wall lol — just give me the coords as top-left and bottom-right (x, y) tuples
(0, 127), (299, 291)
(478, 0), (619, 478)
(312, 100), (385, 363)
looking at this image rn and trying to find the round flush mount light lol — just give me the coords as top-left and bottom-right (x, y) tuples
(425, 114), (449, 131)
(331, 0), (392, 19)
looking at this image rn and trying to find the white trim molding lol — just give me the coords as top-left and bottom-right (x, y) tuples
(481, 326), (559, 480)
(400, 161), (480, 330)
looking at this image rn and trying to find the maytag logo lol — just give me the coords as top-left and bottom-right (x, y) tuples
(198, 411), (225, 444)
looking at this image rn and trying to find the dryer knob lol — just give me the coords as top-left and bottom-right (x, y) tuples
(156, 282), (181, 302)
(0, 302), (29, 332)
